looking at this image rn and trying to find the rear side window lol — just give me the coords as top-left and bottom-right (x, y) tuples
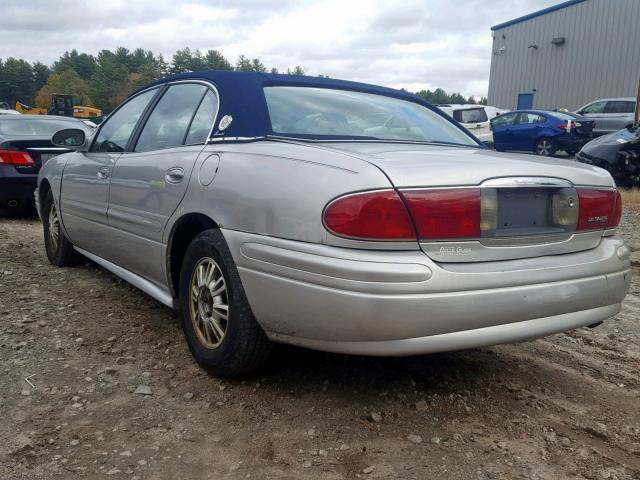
(518, 113), (545, 124)
(185, 90), (218, 145)
(453, 108), (488, 124)
(491, 112), (517, 127)
(91, 88), (158, 152)
(606, 101), (635, 114)
(135, 83), (208, 152)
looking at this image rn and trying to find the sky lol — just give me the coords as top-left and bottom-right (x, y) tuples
(0, 0), (560, 97)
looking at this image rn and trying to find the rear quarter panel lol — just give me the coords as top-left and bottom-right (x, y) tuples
(165, 141), (394, 245)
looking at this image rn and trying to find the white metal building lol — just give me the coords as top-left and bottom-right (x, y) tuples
(487, 0), (640, 111)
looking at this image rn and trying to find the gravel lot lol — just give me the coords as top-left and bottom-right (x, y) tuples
(1, 210), (639, 480)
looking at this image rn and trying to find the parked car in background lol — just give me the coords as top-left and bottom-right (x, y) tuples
(0, 115), (92, 214)
(491, 110), (594, 156)
(38, 71), (629, 376)
(437, 104), (492, 142)
(483, 105), (510, 119)
(0, 109), (21, 115)
(576, 126), (640, 187)
(574, 98), (636, 135)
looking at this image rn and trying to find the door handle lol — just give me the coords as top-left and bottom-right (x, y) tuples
(97, 166), (110, 179)
(165, 167), (185, 184)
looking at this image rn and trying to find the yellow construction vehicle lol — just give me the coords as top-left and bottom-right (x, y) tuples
(16, 93), (102, 118)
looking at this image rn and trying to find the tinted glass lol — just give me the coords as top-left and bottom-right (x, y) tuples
(518, 113), (545, 124)
(135, 84), (207, 152)
(607, 101), (635, 114)
(582, 101), (606, 114)
(264, 86), (476, 145)
(453, 108), (488, 124)
(185, 90), (218, 145)
(491, 113), (517, 127)
(91, 88), (158, 152)
(0, 118), (90, 136)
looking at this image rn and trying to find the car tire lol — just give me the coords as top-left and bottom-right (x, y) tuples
(179, 229), (272, 376)
(43, 190), (82, 267)
(535, 137), (557, 157)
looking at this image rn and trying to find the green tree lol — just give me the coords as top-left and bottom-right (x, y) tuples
(0, 57), (34, 105)
(286, 66), (306, 75)
(54, 50), (96, 80)
(35, 69), (92, 108)
(204, 50), (232, 70)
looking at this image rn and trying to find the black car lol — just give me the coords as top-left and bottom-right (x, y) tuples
(0, 115), (93, 214)
(576, 126), (640, 187)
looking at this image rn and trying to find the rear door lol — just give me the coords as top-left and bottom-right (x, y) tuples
(60, 88), (159, 258)
(603, 100), (635, 131)
(490, 112), (518, 149)
(508, 112), (546, 151)
(106, 82), (218, 285)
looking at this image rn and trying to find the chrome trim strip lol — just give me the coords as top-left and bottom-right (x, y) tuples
(27, 147), (70, 152)
(481, 177), (573, 188)
(73, 247), (176, 308)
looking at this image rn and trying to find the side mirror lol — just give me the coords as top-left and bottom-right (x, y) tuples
(52, 128), (86, 149)
(577, 110), (584, 115)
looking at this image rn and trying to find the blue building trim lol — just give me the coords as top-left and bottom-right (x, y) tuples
(491, 0), (588, 31)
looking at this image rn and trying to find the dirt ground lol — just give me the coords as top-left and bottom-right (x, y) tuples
(0, 210), (639, 480)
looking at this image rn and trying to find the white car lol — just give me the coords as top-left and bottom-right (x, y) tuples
(437, 104), (493, 142)
(0, 109), (21, 115)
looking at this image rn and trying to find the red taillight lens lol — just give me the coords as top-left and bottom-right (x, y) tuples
(0, 149), (35, 165)
(323, 190), (416, 240)
(576, 188), (621, 230)
(402, 188), (481, 239)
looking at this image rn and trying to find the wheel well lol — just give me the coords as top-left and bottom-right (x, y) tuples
(39, 179), (51, 207)
(168, 213), (218, 298)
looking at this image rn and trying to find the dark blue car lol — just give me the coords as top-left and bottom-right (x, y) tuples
(0, 115), (92, 215)
(490, 110), (594, 156)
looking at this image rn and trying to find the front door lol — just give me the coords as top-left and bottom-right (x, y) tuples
(517, 93), (534, 110)
(60, 88), (159, 258)
(106, 83), (219, 285)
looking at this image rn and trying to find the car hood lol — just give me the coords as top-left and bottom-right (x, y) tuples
(317, 142), (615, 188)
(582, 128), (640, 156)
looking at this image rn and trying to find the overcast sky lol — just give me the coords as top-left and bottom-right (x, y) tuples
(0, 0), (559, 97)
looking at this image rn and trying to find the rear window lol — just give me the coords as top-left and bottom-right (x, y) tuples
(453, 108), (488, 124)
(263, 86), (477, 146)
(0, 118), (89, 136)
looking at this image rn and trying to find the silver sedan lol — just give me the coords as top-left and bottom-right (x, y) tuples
(36, 71), (630, 376)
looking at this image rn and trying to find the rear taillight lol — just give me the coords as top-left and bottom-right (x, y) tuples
(323, 190), (416, 240)
(576, 188), (621, 230)
(0, 150), (35, 165)
(323, 187), (621, 242)
(402, 189), (481, 239)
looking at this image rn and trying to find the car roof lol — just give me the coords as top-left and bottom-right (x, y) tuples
(134, 70), (449, 139)
(0, 114), (84, 122)
(588, 97), (635, 102)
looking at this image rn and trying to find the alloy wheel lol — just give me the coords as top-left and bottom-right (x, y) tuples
(536, 139), (552, 156)
(189, 257), (229, 349)
(48, 203), (60, 250)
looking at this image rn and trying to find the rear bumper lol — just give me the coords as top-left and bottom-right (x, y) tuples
(0, 170), (37, 208)
(555, 133), (592, 150)
(223, 230), (631, 356)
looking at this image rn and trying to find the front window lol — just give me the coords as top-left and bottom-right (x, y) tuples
(263, 86), (477, 145)
(453, 108), (488, 124)
(582, 101), (606, 114)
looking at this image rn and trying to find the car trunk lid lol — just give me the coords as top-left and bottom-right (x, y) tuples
(319, 142), (616, 262)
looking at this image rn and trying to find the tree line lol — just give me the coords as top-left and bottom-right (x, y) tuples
(0, 47), (485, 113)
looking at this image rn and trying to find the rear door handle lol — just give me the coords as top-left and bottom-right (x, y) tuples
(97, 166), (110, 179)
(165, 167), (185, 184)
